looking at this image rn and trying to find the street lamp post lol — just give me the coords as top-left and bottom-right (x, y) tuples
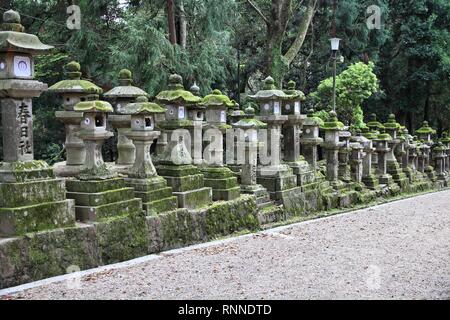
(330, 38), (341, 113)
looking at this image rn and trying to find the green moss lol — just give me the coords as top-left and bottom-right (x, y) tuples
(49, 79), (103, 94)
(11, 160), (49, 171)
(73, 100), (113, 112)
(200, 89), (237, 108)
(416, 121), (436, 134)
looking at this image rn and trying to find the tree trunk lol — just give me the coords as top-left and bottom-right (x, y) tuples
(284, 0), (318, 66)
(177, 0), (187, 48)
(424, 81), (431, 122)
(167, 0), (177, 45)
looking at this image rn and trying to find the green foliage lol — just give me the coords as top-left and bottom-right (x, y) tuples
(310, 62), (379, 125)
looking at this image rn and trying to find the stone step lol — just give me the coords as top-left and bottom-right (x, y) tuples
(0, 199), (75, 237)
(143, 196), (178, 216)
(67, 187), (135, 207)
(75, 198), (142, 221)
(125, 176), (168, 192)
(173, 187), (212, 209)
(0, 179), (66, 208)
(212, 187), (241, 201)
(134, 187), (174, 203)
(163, 174), (205, 192)
(204, 177), (238, 190)
(66, 178), (126, 193)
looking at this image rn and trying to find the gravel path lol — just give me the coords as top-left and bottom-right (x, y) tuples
(3, 191), (450, 300)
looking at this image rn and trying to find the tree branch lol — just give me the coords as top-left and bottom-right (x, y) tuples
(246, 0), (269, 25)
(283, 0), (317, 66)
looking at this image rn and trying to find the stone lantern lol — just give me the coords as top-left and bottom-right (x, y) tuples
(383, 114), (408, 189)
(184, 83), (205, 165)
(249, 76), (299, 203)
(351, 131), (379, 190)
(300, 109), (323, 170)
(154, 74), (212, 209)
(373, 129), (396, 189)
(233, 106), (271, 208)
(65, 94), (142, 221)
(400, 128), (415, 181)
(416, 121), (436, 146)
(366, 114), (384, 134)
(0, 10), (76, 237)
(49, 61), (103, 177)
(104, 69), (148, 171)
(431, 142), (447, 184)
(123, 96), (178, 215)
(338, 130), (352, 182)
(349, 141), (364, 184)
(282, 80), (308, 185)
(321, 111), (345, 189)
(441, 132), (450, 173)
(199, 89), (240, 201)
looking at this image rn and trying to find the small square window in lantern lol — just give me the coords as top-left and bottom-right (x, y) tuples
(273, 101), (281, 115)
(220, 110), (226, 123)
(178, 106), (185, 119)
(294, 101), (300, 114)
(13, 55), (32, 77)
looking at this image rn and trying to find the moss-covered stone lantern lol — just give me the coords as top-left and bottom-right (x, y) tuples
(282, 80), (308, 185)
(199, 89), (240, 201)
(441, 132), (450, 173)
(383, 114), (408, 189)
(154, 74), (212, 209)
(104, 69), (149, 170)
(233, 106), (271, 208)
(65, 94), (142, 221)
(416, 121), (436, 146)
(321, 111), (345, 187)
(373, 129), (397, 190)
(248, 76), (300, 205)
(123, 96), (178, 215)
(351, 131), (379, 190)
(366, 114), (384, 134)
(155, 74), (202, 160)
(431, 142), (447, 184)
(49, 61), (103, 176)
(0, 10), (77, 237)
(300, 109), (323, 169)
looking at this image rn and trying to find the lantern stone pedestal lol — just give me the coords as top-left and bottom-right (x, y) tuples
(0, 10), (75, 237)
(64, 96), (142, 221)
(384, 115), (409, 190)
(200, 90), (240, 201)
(122, 97), (178, 215)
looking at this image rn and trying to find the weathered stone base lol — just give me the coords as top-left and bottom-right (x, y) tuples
(66, 178), (143, 221)
(156, 164), (213, 209)
(241, 184), (272, 209)
(125, 176), (178, 216)
(257, 165), (298, 202)
(387, 161), (409, 190)
(202, 167), (241, 201)
(0, 165), (76, 238)
(0, 195), (258, 289)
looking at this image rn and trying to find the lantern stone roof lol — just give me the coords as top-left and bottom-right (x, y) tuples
(440, 132), (450, 143)
(49, 61), (103, 94)
(233, 105), (267, 129)
(320, 111), (344, 131)
(366, 114), (384, 131)
(375, 128), (392, 141)
(103, 69), (148, 99)
(0, 10), (53, 54)
(283, 80), (306, 101)
(156, 74), (202, 105)
(416, 121), (436, 134)
(361, 127), (378, 140)
(126, 96), (165, 114)
(248, 76), (292, 100)
(303, 109), (324, 126)
(433, 142), (446, 152)
(384, 114), (402, 130)
(73, 94), (113, 113)
(200, 89), (237, 108)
